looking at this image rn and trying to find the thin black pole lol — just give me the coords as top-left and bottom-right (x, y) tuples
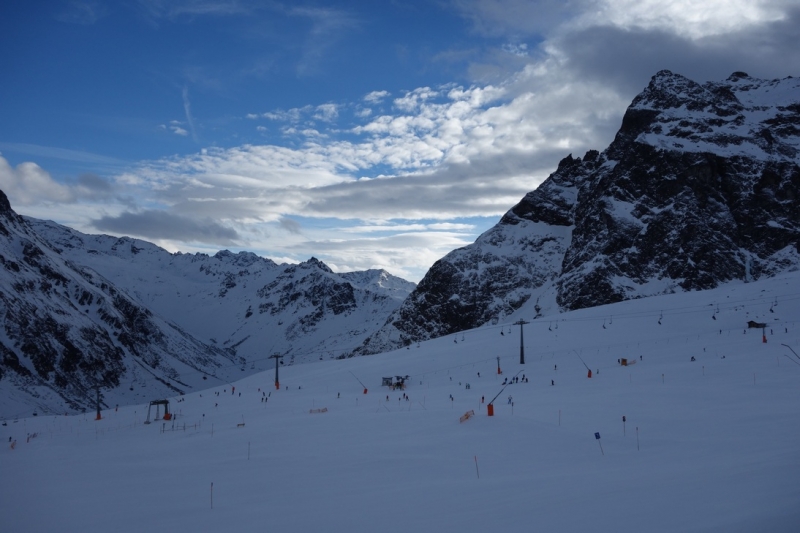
(95, 385), (102, 421)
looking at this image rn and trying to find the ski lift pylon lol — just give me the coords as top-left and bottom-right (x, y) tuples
(144, 399), (171, 424)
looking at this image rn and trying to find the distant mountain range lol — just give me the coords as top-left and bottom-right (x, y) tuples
(354, 70), (800, 354)
(0, 196), (414, 416)
(2, 69), (798, 416)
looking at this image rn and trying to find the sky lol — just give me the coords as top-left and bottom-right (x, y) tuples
(1, 0), (799, 282)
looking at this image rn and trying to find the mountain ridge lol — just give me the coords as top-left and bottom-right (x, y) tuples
(353, 70), (800, 354)
(1, 201), (415, 416)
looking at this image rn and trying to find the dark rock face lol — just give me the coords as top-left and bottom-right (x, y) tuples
(356, 70), (800, 354)
(558, 71), (800, 309)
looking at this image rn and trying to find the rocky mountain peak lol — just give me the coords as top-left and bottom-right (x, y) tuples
(354, 70), (800, 355)
(0, 189), (20, 223)
(0, 190), (11, 214)
(302, 256), (333, 273)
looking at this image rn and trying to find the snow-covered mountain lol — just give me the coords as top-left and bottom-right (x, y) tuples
(0, 191), (242, 415)
(355, 70), (800, 354)
(1, 198), (415, 417)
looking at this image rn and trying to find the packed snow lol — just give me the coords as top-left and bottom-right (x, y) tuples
(3, 272), (800, 532)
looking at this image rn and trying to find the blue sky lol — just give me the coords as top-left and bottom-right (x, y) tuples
(1, 0), (799, 281)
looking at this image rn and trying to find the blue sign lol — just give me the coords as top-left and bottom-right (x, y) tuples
(595, 432), (601, 440)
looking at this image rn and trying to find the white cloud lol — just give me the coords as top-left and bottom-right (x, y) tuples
(0, 155), (74, 205)
(364, 90), (390, 103)
(576, 0), (787, 40)
(502, 43), (528, 56)
(262, 107), (311, 122)
(314, 103), (339, 122)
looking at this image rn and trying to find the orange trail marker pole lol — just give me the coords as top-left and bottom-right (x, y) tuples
(210, 482), (214, 509)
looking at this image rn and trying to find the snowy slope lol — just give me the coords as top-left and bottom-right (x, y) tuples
(2, 271), (799, 532)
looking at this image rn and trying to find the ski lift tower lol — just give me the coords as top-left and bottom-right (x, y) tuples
(94, 384), (102, 421)
(514, 319), (529, 364)
(269, 353), (284, 390)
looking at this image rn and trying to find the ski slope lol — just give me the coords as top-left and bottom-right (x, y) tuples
(3, 272), (800, 532)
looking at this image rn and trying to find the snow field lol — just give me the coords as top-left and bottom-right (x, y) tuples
(2, 273), (800, 532)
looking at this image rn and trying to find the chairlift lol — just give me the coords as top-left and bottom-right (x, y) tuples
(144, 399), (171, 424)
